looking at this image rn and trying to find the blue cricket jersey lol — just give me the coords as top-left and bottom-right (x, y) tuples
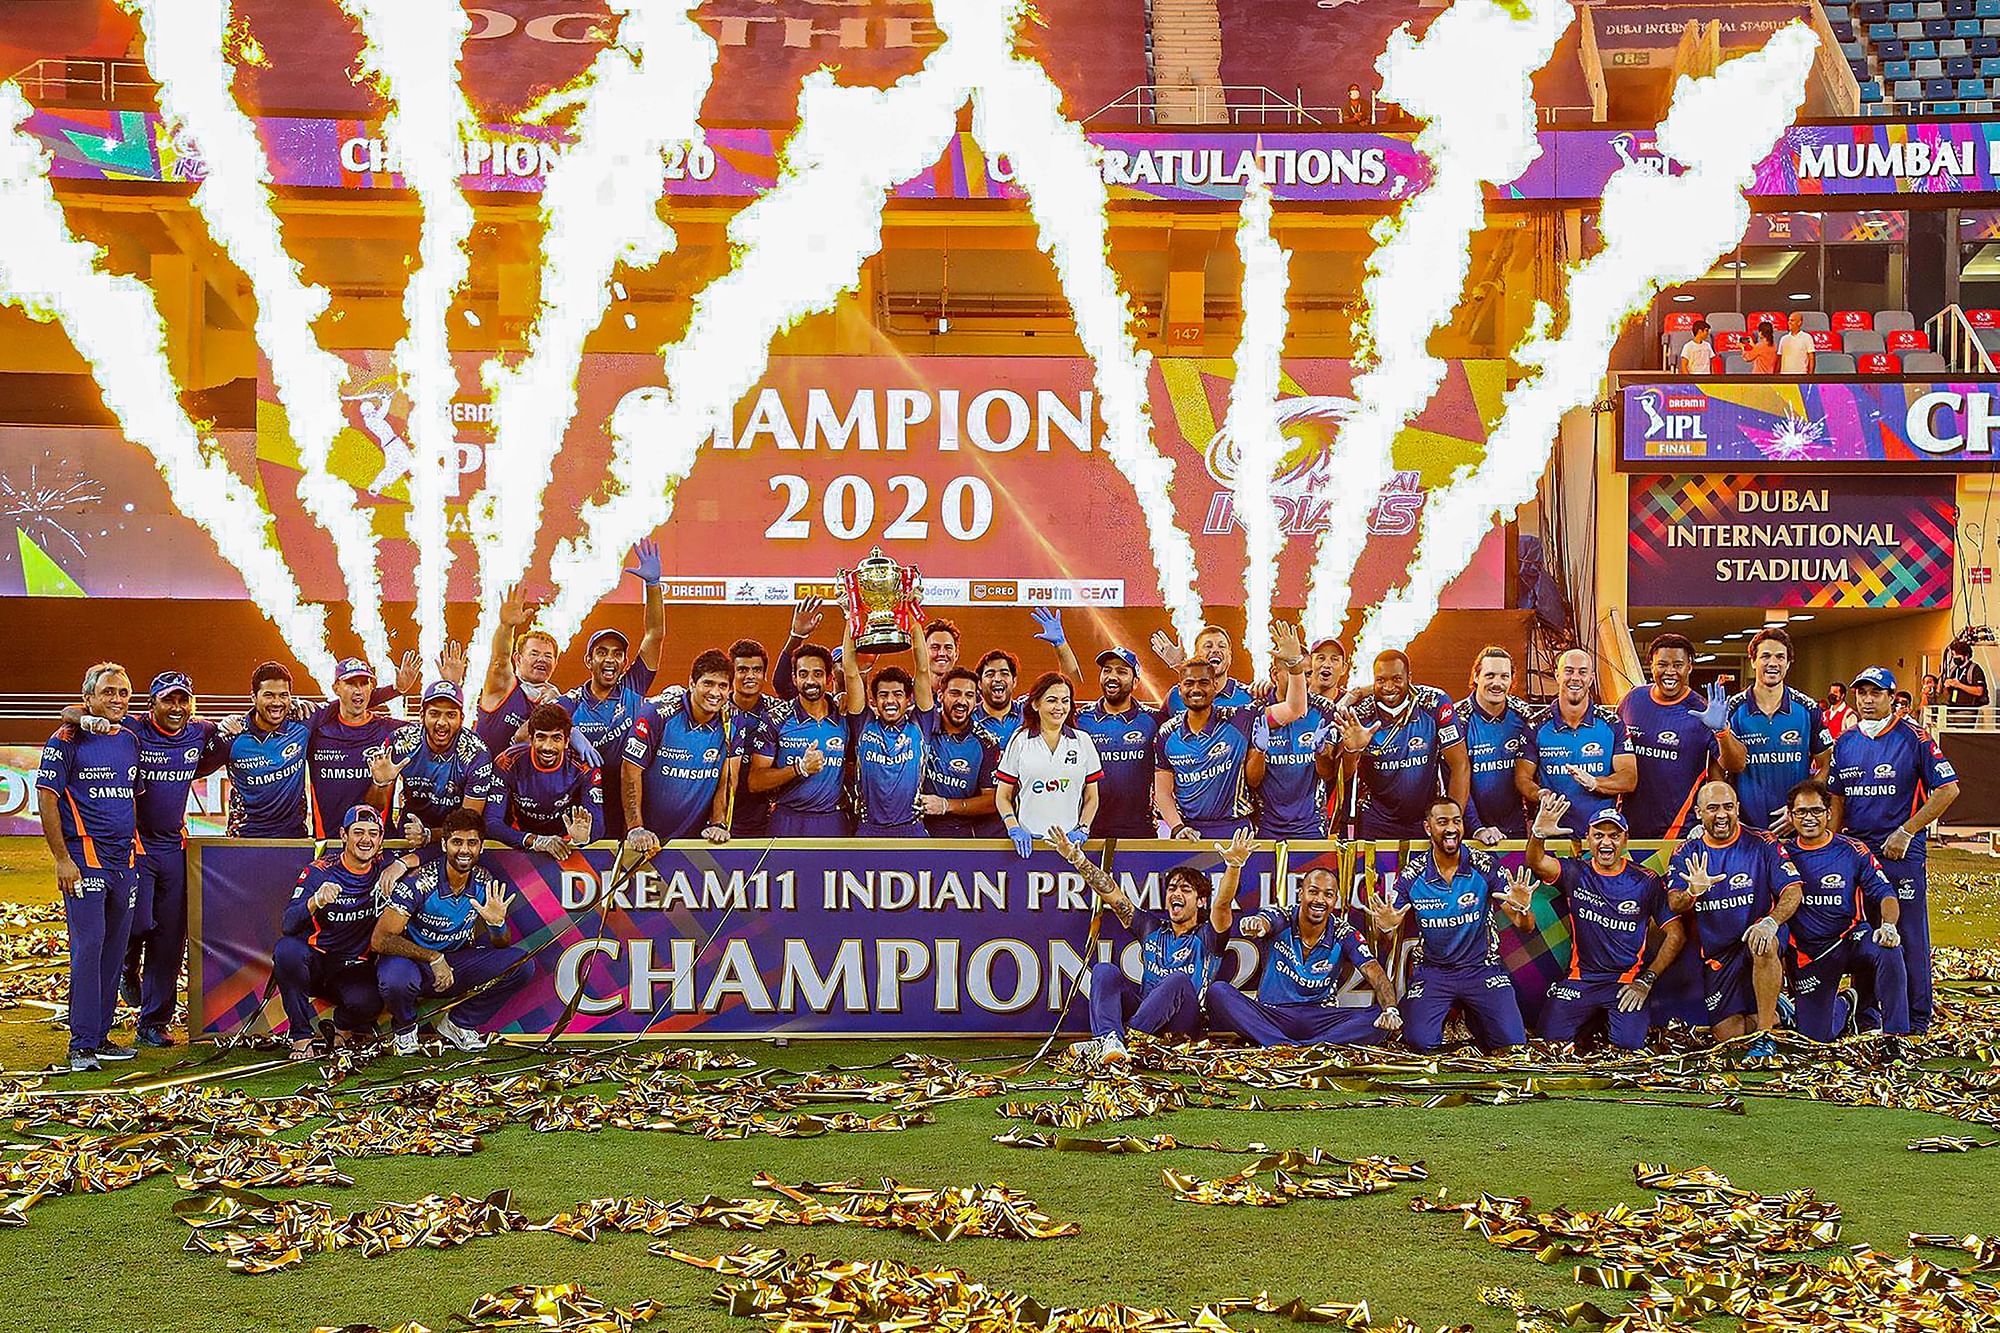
(390, 860), (503, 952)
(1457, 695), (1533, 838)
(1826, 719), (1958, 858)
(971, 700), (1026, 750)
(122, 715), (225, 856)
(623, 688), (737, 840)
(1394, 847), (1506, 970)
(222, 715), (313, 838)
(1252, 696), (1338, 839)
(917, 710), (1001, 836)
(1524, 703), (1628, 832)
(558, 660), (657, 759)
(387, 724), (496, 829)
(1242, 906), (1376, 1004)
(1152, 704), (1259, 826)
(1552, 857), (1667, 981)
(1166, 677), (1254, 712)
(306, 702), (403, 837)
(728, 694), (782, 836)
(1351, 686), (1463, 839)
(1073, 700), (1162, 838)
(1132, 910), (1225, 991)
(1618, 687), (1721, 840)
(849, 711), (926, 829)
(37, 724), (141, 860)
(761, 698), (849, 816)
(1784, 834), (1893, 962)
(474, 680), (542, 757)
(1725, 687), (1829, 831)
(281, 854), (383, 959)
(486, 743), (602, 847)
(1666, 828), (1801, 961)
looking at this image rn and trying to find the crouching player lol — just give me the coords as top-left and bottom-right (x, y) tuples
(274, 805), (388, 1058)
(1049, 827), (1251, 1065)
(371, 810), (529, 1054)
(1781, 779), (1908, 1044)
(1517, 794), (1685, 1051)
(1204, 862), (1403, 1046)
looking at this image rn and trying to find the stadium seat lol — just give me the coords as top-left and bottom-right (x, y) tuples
(1886, 327), (1929, 350)
(1862, 77), (1887, 99)
(1808, 329), (1840, 351)
(1723, 353), (1754, 374)
(1866, 101), (1897, 114)
(1968, 308), (2000, 326)
(1896, 0), (1922, 15)
(1835, 21), (1859, 40)
(1960, 77), (1987, 95)
(1921, 0), (1946, 14)
(1922, 76), (1956, 98)
(1853, 59), (1875, 82)
(1917, 56), (1946, 74)
(1885, 60), (1914, 79)
(1978, 35), (2000, 53)
(1904, 350), (1949, 372)
(1945, 42), (1973, 59)
(1910, 38), (1939, 54)
(1750, 309), (1787, 332)
(1958, 18), (1984, 34)
(1716, 330), (1749, 352)
(1663, 310), (1696, 332)
(1979, 329), (2000, 353)
(1982, 56), (2000, 74)
(1980, 0), (2000, 15)
(1925, 18), (1954, 36)
(1968, 98), (1997, 109)
(1857, 352), (1902, 373)
(1952, 0), (1978, 14)
(1843, 40), (1867, 62)
(1931, 100), (1965, 111)
(1881, 36), (1909, 55)
(1832, 309), (1872, 331)
(1986, 17), (2000, 33)
(1874, 22), (1901, 40)
(1707, 311), (1746, 333)
(1827, 2), (1852, 15)
(1876, 309), (1917, 331)
(1843, 328), (1887, 353)
(1946, 53), (1975, 72)
(1800, 310), (1831, 331)
(1816, 352), (1858, 373)
(1893, 78), (1925, 98)
(1858, 0), (1891, 17)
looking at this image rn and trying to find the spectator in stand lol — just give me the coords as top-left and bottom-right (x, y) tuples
(1154, 622), (1308, 839)
(1618, 633), (1744, 840)
(996, 673), (1100, 855)
(1744, 321), (1779, 375)
(622, 653), (739, 848)
(486, 702), (602, 856)
(1720, 626), (1829, 834)
(1679, 319), (1715, 375)
(1342, 83), (1369, 125)
(1942, 631), (1989, 719)
(1518, 648), (1635, 833)
(1778, 311), (1816, 375)
(1823, 681), (1854, 739)
(1338, 650), (1469, 841)
(916, 667), (1001, 838)
(1457, 646), (1533, 844)
(274, 805), (388, 1059)
(748, 645), (850, 838)
(1893, 690), (1914, 722)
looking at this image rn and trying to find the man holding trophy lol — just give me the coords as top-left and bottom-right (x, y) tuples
(838, 549), (934, 838)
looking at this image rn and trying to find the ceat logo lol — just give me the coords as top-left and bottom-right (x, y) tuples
(1657, 730), (1680, 746)
(1874, 762), (1897, 778)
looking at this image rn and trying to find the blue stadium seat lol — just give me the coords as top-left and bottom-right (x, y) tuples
(1951, 0), (1977, 14)
(1981, 54), (2000, 73)
(1852, 58), (1874, 80)
(1910, 39), (1939, 55)
(1881, 36), (1908, 54)
(1893, 1), (1919, 16)
(1959, 16), (1985, 32)
(1862, 78), (1887, 100)
(1865, 100), (1895, 113)
(1834, 20), (1857, 39)
(1886, 59), (1915, 77)
(1925, 18), (1955, 36)
(1916, 56), (1946, 74)
(1959, 76), (1988, 94)
(1826, 3), (1851, 15)
(1975, 34), (2000, 52)
(1931, 98), (1965, 110)
(1969, 98), (1998, 110)
(1948, 53), (1976, 72)
(1858, 1), (1892, 17)
(1979, 0), (2000, 15)
(1923, 75), (1956, 95)
(1894, 77), (1925, 98)
(1872, 20), (1898, 38)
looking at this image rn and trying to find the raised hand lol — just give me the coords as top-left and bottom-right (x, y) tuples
(1149, 630), (1186, 671)
(1029, 606), (1065, 646)
(1270, 618), (1303, 664)
(436, 639), (468, 686)
(1500, 867), (1537, 918)
(1695, 681), (1730, 731)
(624, 538), (663, 586)
(799, 742), (826, 776)
(313, 878), (342, 909)
(1216, 827), (1254, 870)
(1680, 851), (1717, 900)
(499, 582), (538, 629)
(1046, 826), (1085, 864)
(477, 880), (516, 927)
(1340, 711), (1379, 755)
(368, 746), (413, 787)
(564, 805), (594, 846)
(790, 596), (826, 641)
(395, 649), (422, 697)
(402, 814), (427, 845)
(1532, 791), (1571, 839)
(1365, 885), (1410, 934)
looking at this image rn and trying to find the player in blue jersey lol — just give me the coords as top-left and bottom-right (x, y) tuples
(37, 663), (143, 1072)
(1338, 650), (1469, 841)
(1519, 649), (1635, 834)
(1155, 623), (1256, 712)
(1619, 633), (1745, 840)
(305, 653), (421, 836)
(1246, 685), (1339, 840)
(216, 662), (316, 837)
(725, 638), (780, 837)
(971, 649), (1026, 748)
(1720, 627), (1829, 834)
(1666, 780), (1803, 1055)
(1204, 862), (1403, 1047)
(487, 703), (602, 855)
(1457, 646), (1533, 843)
(916, 667), (1001, 837)
(1053, 827), (1251, 1064)
(474, 581), (564, 756)
(1038, 610), (1164, 839)
(748, 645), (851, 838)
(622, 652), (741, 850)
(1154, 621), (1308, 839)
(372, 810), (529, 1055)
(1780, 779), (1908, 1045)
(1518, 795), (1686, 1051)
(1826, 666), (1959, 1034)
(374, 678), (494, 843)
(556, 542), (666, 840)
(1366, 796), (1528, 1052)
(840, 614), (931, 837)
(274, 805), (389, 1059)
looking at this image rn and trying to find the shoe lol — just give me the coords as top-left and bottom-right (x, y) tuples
(288, 1039), (321, 1062)
(1098, 1032), (1131, 1066)
(68, 1051), (101, 1073)
(136, 1027), (174, 1048)
(392, 1028), (420, 1056)
(119, 972), (141, 1010)
(434, 1016), (489, 1052)
(1879, 1036), (1908, 1064)
(1774, 993), (1798, 1031)
(95, 1042), (137, 1062)
(1743, 1033), (1778, 1063)
(1066, 1038), (1104, 1063)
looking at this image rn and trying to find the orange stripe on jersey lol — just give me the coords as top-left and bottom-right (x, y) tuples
(1662, 780), (1703, 838)
(1565, 913), (1582, 980)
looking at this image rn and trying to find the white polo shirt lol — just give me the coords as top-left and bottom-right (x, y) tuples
(997, 727), (1102, 836)
(1778, 330), (1815, 374)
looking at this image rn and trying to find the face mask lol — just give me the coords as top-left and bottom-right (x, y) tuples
(1376, 695), (1415, 724)
(1857, 715), (1895, 738)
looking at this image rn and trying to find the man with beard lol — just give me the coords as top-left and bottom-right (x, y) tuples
(1366, 796), (1528, 1052)
(1780, 779), (1908, 1045)
(1720, 627), (1829, 835)
(1051, 827), (1251, 1065)
(1339, 650), (1469, 841)
(1827, 666), (1958, 1034)
(1458, 647), (1533, 845)
(301, 652), (422, 835)
(623, 651), (740, 849)
(917, 667), (1001, 837)
(373, 809), (529, 1055)
(1666, 780), (1802, 1056)
(1156, 623), (1256, 712)
(1204, 862), (1404, 1047)
(1154, 622), (1308, 840)
(1620, 633), (1745, 840)
(372, 678), (494, 845)
(1519, 649), (1635, 834)
(1033, 608), (1164, 839)
(1517, 794), (1686, 1051)
(486, 703), (602, 856)
(748, 645), (850, 838)
(1823, 681), (1854, 740)
(274, 805), (389, 1059)
(216, 663), (316, 838)
(972, 650), (1027, 749)
(840, 616), (931, 837)
(554, 542), (666, 840)
(725, 638), (779, 837)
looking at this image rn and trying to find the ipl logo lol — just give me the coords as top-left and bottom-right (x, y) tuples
(341, 378), (488, 499)
(1198, 395), (1426, 538)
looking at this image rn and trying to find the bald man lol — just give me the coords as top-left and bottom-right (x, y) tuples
(1518, 649), (1636, 834)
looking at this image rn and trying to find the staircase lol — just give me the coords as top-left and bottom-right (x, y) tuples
(1150, 0), (1227, 123)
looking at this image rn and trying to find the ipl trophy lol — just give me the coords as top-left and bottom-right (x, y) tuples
(838, 547), (925, 652)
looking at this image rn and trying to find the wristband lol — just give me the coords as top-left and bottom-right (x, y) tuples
(1635, 969), (1657, 987)
(1171, 823), (1191, 838)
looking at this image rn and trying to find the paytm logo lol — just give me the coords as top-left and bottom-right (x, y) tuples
(1907, 391), (1998, 457)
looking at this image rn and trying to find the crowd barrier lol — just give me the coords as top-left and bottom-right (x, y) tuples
(187, 837), (1704, 1040)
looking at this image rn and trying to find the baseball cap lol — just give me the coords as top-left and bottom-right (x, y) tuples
(1587, 808), (1629, 832)
(341, 804), (383, 831)
(335, 656), (374, 682)
(421, 680), (465, 709)
(1095, 647), (1139, 671)
(1850, 666), (1896, 691)
(1307, 637), (1350, 658)
(586, 628), (630, 654)
(149, 671), (194, 700)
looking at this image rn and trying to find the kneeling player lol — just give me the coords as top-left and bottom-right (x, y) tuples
(274, 805), (389, 1058)
(1781, 779), (1908, 1043)
(372, 810), (529, 1054)
(1204, 864), (1403, 1047)
(1517, 795), (1685, 1051)
(1050, 827), (1250, 1064)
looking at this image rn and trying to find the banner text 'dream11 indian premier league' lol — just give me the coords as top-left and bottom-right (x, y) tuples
(190, 840), (1706, 1039)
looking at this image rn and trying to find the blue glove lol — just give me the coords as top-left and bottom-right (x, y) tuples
(1066, 826), (1090, 847)
(1695, 681), (1730, 731)
(1009, 825), (1034, 858)
(1030, 606), (1065, 646)
(624, 538), (663, 586)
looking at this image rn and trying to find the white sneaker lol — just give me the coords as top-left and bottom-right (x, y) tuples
(434, 1015), (489, 1052)
(1067, 1037), (1104, 1063)
(392, 1028), (420, 1056)
(1099, 1032), (1131, 1066)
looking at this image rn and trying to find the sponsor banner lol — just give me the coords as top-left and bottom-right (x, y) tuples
(1560, 121), (2000, 198)
(1628, 474), (1957, 609)
(3, 357), (1507, 613)
(191, 839), (1703, 1038)
(1620, 380), (2000, 469)
(0, 744), (227, 838)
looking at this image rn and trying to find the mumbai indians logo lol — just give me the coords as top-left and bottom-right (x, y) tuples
(1199, 396), (1424, 538)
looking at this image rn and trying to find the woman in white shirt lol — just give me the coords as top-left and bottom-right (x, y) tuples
(996, 672), (1101, 856)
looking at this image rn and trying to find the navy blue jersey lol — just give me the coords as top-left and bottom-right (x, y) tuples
(306, 703), (403, 838)
(1551, 857), (1668, 981)
(917, 710), (1000, 836)
(1524, 703), (1628, 832)
(1618, 687), (1721, 840)
(1784, 834), (1893, 961)
(623, 688), (737, 840)
(1131, 910), (1225, 991)
(971, 700), (1026, 751)
(760, 698), (849, 815)
(387, 724), (495, 829)
(1252, 696), (1338, 838)
(558, 660), (657, 760)
(390, 860), (501, 952)
(282, 853), (382, 959)
(1166, 676), (1254, 712)
(1827, 719), (1958, 858)
(222, 716), (313, 838)
(1666, 829), (1801, 961)
(474, 680), (545, 757)
(1242, 907), (1376, 1005)
(122, 715), (225, 856)
(1073, 700), (1162, 837)
(1725, 687), (1829, 831)
(1351, 686), (1463, 837)
(849, 711), (926, 828)
(37, 724), (141, 858)
(728, 694), (782, 835)
(1153, 704), (1259, 825)
(486, 743), (602, 847)
(1393, 847), (1506, 970)
(1457, 696), (1533, 837)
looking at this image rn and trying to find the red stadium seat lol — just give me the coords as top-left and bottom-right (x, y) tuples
(1663, 310), (1696, 332)
(1886, 328), (1929, 351)
(1856, 352), (1901, 373)
(1968, 309), (2000, 328)
(1808, 330), (1838, 350)
(1749, 310), (1788, 333)
(1831, 310), (1872, 331)
(1716, 330), (1749, 352)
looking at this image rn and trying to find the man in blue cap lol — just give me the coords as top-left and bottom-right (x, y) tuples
(1038, 608), (1166, 839)
(274, 804), (389, 1058)
(304, 653), (422, 836)
(370, 678), (495, 844)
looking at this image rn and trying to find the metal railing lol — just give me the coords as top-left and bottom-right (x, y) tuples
(1084, 84), (1323, 125)
(1923, 705), (2000, 735)
(1924, 304), (1998, 375)
(11, 57), (159, 107)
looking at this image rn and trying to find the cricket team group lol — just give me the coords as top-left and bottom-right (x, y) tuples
(35, 543), (1960, 1070)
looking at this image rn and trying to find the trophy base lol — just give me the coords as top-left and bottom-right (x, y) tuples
(853, 630), (913, 654)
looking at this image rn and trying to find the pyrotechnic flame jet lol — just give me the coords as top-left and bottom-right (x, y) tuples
(467, 1), (716, 694)
(1353, 25), (1818, 667)
(0, 84), (335, 684)
(1220, 167), (1292, 678)
(1301, 0), (1574, 648)
(120, 0), (389, 678)
(337, 0), (478, 675)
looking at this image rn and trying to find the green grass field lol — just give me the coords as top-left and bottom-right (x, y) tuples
(3, 837), (1999, 1333)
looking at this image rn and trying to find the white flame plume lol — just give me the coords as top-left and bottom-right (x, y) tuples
(1220, 167), (1291, 678)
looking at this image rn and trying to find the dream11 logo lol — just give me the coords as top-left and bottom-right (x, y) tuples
(1197, 394), (1425, 539)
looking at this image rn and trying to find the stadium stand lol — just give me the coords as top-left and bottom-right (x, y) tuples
(1658, 306), (1961, 371)
(1838, 0), (2000, 114)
